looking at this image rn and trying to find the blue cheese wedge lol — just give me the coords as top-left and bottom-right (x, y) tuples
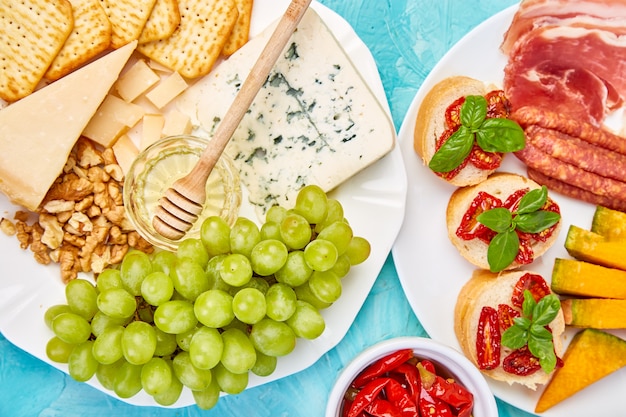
(174, 8), (395, 216)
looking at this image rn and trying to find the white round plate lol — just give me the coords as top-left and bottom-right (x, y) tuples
(392, 4), (626, 417)
(0, 0), (407, 408)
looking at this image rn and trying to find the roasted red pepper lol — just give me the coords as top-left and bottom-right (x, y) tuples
(417, 362), (473, 417)
(394, 363), (421, 403)
(348, 378), (392, 417)
(364, 398), (402, 417)
(385, 378), (418, 417)
(352, 349), (414, 388)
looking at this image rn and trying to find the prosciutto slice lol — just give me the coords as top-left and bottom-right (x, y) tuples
(501, 0), (626, 126)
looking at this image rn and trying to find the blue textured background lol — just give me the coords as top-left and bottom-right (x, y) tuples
(0, 0), (532, 416)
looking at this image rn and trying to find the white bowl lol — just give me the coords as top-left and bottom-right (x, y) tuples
(326, 336), (498, 417)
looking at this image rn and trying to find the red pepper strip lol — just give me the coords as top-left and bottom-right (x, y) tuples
(347, 378), (392, 417)
(394, 363), (421, 405)
(365, 398), (403, 417)
(385, 379), (418, 417)
(352, 349), (414, 388)
(419, 393), (454, 417)
(431, 377), (474, 417)
(420, 359), (437, 375)
(342, 399), (353, 417)
(417, 362), (455, 417)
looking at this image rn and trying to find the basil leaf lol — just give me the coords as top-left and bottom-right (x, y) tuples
(529, 338), (557, 374)
(515, 211), (561, 234)
(539, 353), (557, 374)
(461, 95), (487, 129)
(522, 290), (536, 318)
(428, 126), (474, 172)
(513, 316), (531, 330)
(501, 325), (528, 350)
(487, 229), (519, 272)
(533, 294), (561, 326)
(475, 118), (526, 153)
(477, 208), (512, 233)
(530, 324), (553, 341)
(516, 186), (547, 214)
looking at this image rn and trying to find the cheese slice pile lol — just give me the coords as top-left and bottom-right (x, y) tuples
(0, 41), (137, 211)
(174, 8), (395, 216)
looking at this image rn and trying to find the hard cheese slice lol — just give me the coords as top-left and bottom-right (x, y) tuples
(174, 9), (395, 216)
(0, 41), (137, 211)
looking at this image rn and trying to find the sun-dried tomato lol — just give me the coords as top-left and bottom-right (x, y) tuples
(532, 197), (561, 242)
(502, 346), (541, 376)
(476, 306), (501, 370)
(468, 145), (503, 170)
(502, 188), (529, 211)
(434, 128), (470, 181)
(484, 90), (512, 118)
(514, 232), (534, 265)
(445, 97), (466, 130)
(511, 273), (551, 308)
(497, 304), (520, 331)
(456, 191), (502, 242)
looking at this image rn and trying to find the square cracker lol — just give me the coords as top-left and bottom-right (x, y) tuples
(222, 0), (253, 56)
(45, 0), (112, 81)
(0, 0), (74, 102)
(137, 0), (238, 78)
(138, 0), (181, 44)
(99, 0), (157, 49)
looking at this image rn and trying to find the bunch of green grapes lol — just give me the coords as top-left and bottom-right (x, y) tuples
(43, 185), (370, 409)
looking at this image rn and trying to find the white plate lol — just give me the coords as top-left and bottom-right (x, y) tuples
(0, 0), (407, 408)
(392, 5), (626, 417)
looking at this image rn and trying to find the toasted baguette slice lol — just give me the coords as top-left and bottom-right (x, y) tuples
(414, 76), (495, 186)
(454, 269), (565, 390)
(447, 172), (561, 271)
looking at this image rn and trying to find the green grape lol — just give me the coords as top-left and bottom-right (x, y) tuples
(192, 377), (221, 410)
(96, 288), (136, 319)
(154, 326), (178, 357)
(304, 239), (338, 271)
(265, 205), (287, 224)
(44, 304), (73, 329)
(52, 312), (92, 345)
(229, 276), (270, 296)
(141, 357), (172, 396)
(96, 269), (123, 292)
(249, 318), (296, 357)
(250, 239), (288, 276)
(113, 360), (143, 398)
(315, 198), (344, 232)
(206, 254), (230, 291)
(260, 221), (282, 241)
(65, 278), (98, 320)
(213, 362), (248, 395)
(251, 350), (277, 377)
(230, 217), (260, 258)
(154, 300), (198, 334)
(294, 184), (328, 224)
(120, 250), (152, 296)
(68, 340), (98, 382)
(172, 351), (212, 391)
(308, 270), (342, 304)
(275, 250), (312, 287)
(151, 250), (177, 276)
(46, 336), (74, 363)
(345, 236), (371, 265)
(194, 289), (234, 328)
(171, 257), (210, 301)
(286, 300), (326, 339)
(176, 325), (200, 352)
(220, 253), (253, 287)
(96, 360), (125, 391)
(200, 216), (231, 257)
(92, 325), (124, 365)
(189, 326), (223, 370)
(153, 362), (183, 406)
(177, 238), (209, 267)
(293, 282), (332, 310)
(141, 271), (174, 306)
(232, 287), (266, 324)
(330, 254), (351, 278)
(280, 213), (312, 250)
(222, 318), (249, 333)
(90, 310), (130, 337)
(316, 221), (353, 255)
(220, 327), (257, 374)
(265, 283), (297, 322)
(122, 321), (156, 365)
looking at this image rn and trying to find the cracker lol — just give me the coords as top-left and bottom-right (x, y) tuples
(0, 0), (74, 102)
(99, 0), (157, 49)
(45, 0), (112, 81)
(137, 0), (238, 78)
(138, 0), (181, 44)
(222, 0), (253, 56)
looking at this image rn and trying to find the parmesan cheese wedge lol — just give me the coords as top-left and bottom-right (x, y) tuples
(0, 41), (137, 211)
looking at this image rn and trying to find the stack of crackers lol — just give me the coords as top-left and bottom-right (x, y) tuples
(0, 0), (253, 103)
